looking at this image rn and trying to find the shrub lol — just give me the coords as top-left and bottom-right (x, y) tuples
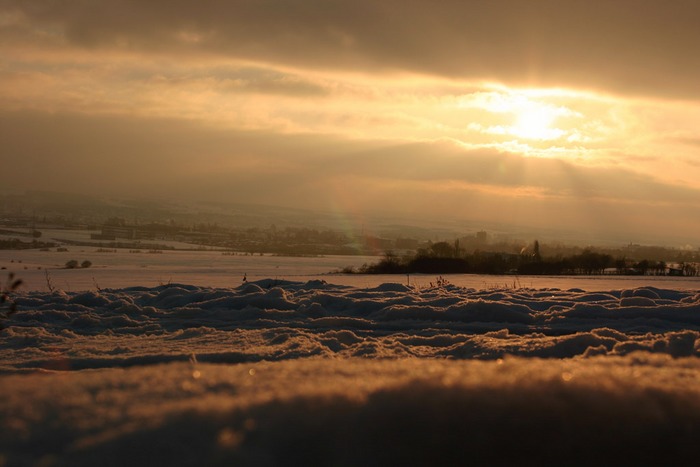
(65, 260), (79, 269)
(81, 260), (92, 268)
(1, 273), (22, 330)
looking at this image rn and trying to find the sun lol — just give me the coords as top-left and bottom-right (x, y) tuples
(462, 89), (571, 142)
(507, 96), (566, 141)
(511, 103), (562, 140)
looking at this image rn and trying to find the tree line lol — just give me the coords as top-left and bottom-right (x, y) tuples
(350, 240), (699, 276)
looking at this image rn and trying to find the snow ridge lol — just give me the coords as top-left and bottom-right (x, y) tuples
(3, 280), (700, 370)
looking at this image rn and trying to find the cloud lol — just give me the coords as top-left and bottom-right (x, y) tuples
(3, 0), (700, 99)
(3, 109), (700, 243)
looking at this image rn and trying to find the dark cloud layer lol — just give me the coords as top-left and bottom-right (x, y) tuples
(3, 0), (700, 99)
(1, 109), (694, 202)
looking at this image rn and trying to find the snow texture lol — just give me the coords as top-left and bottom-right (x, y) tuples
(2, 279), (700, 465)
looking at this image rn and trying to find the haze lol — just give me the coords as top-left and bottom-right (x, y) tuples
(2, 1), (700, 246)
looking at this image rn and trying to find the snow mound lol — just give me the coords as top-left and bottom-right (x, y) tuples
(3, 281), (700, 371)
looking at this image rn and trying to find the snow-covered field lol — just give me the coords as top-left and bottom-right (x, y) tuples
(5, 246), (700, 292)
(0, 248), (384, 291)
(2, 276), (700, 465)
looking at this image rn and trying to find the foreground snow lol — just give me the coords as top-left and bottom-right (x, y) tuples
(2, 280), (700, 465)
(3, 357), (700, 466)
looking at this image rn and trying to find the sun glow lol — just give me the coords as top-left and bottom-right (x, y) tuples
(460, 90), (578, 141)
(511, 103), (564, 140)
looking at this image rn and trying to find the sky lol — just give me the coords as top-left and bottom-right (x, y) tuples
(2, 0), (700, 245)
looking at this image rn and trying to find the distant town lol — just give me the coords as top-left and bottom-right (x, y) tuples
(2, 192), (700, 276)
(2, 213), (700, 277)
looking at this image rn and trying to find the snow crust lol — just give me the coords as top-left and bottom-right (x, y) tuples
(2, 279), (700, 465)
(3, 280), (700, 370)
